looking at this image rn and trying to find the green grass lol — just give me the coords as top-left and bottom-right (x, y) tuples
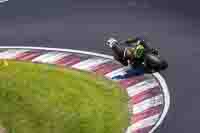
(0, 60), (128, 133)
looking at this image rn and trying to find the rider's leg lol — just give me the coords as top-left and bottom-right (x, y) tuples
(112, 45), (129, 66)
(114, 53), (128, 66)
(112, 44), (124, 58)
(106, 38), (129, 66)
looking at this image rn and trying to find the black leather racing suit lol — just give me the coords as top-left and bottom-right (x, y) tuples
(111, 37), (152, 66)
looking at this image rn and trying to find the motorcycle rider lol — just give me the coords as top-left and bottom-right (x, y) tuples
(106, 37), (158, 66)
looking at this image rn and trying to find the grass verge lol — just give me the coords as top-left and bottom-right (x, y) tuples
(0, 60), (128, 133)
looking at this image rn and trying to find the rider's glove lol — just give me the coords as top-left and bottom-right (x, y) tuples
(106, 38), (118, 48)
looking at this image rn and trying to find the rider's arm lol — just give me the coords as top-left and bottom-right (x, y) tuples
(124, 48), (134, 61)
(124, 37), (139, 44)
(124, 37), (147, 48)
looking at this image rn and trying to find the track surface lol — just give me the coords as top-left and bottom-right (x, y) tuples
(0, 0), (200, 133)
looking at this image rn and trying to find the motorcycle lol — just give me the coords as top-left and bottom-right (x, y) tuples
(106, 38), (168, 73)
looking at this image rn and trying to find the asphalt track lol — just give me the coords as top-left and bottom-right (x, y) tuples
(0, 0), (200, 133)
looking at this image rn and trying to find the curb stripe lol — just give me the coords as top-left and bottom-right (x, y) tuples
(71, 58), (110, 71)
(55, 54), (81, 66)
(119, 76), (145, 89)
(131, 105), (162, 123)
(32, 52), (57, 62)
(32, 52), (65, 63)
(91, 62), (122, 75)
(131, 86), (161, 104)
(134, 126), (153, 133)
(14, 52), (30, 59)
(17, 52), (43, 61)
(127, 79), (159, 97)
(130, 114), (160, 131)
(0, 49), (29, 59)
(41, 53), (70, 64)
(133, 94), (163, 114)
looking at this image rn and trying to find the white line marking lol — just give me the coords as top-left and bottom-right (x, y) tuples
(133, 94), (163, 114)
(72, 58), (110, 71)
(0, 0), (8, 3)
(150, 73), (170, 133)
(127, 78), (159, 97)
(0, 46), (170, 133)
(0, 46), (113, 59)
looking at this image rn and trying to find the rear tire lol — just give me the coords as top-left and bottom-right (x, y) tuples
(144, 53), (168, 71)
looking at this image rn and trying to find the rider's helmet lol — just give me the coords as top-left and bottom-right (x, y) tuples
(106, 38), (118, 48)
(134, 44), (145, 59)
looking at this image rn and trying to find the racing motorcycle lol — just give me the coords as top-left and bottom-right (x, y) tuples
(106, 38), (168, 73)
